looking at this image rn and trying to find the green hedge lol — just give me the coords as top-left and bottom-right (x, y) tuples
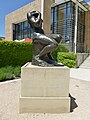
(0, 41), (32, 67)
(0, 41), (73, 68)
(57, 52), (77, 68)
(52, 44), (69, 60)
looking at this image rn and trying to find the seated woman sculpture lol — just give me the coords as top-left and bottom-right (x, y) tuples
(27, 11), (63, 67)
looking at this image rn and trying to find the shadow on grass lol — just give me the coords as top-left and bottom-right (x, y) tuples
(69, 94), (78, 112)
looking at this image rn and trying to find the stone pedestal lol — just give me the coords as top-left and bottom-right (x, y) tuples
(19, 63), (70, 113)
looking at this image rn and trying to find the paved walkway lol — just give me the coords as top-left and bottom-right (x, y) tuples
(70, 55), (90, 81)
(80, 55), (90, 69)
(0, 78), (90, 120)
(70, 68), (90, 81)
(0, 56), (90, 120)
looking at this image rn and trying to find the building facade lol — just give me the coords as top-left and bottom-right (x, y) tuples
(51, 0), (86, 52)
(6, 0), (53, 40)
(6, 0), (90, 52)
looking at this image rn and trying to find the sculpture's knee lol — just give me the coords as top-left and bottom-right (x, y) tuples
(51, 34), (62, 43)
(52, 42), (58, 50)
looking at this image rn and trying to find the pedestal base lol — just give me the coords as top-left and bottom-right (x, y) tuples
(20, 97), (70, 113)
(19, 63), (70, 113)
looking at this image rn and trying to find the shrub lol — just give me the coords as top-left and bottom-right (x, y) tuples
(0, 66), (21, 82)
(0, 41), (69, 67)
(13, 66), (21, 77)
(56, 44), (69, 52)
(52, 44), (69, 60)
(0, 41), (32, 67)
(57, 52), (77, 68)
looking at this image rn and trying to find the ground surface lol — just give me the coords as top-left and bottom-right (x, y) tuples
(0, 78), (90, 120)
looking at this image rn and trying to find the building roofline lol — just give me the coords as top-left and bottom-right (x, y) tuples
(78, 0), (90, 10)
(6, 0), (35, 17)
(51, 0), (90, 11)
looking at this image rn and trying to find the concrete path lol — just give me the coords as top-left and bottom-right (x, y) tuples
(80, 55), (90, 69)
(70, 68), (90, 81)
(0, 78), (90, 120)
(70, 55), (90, 81)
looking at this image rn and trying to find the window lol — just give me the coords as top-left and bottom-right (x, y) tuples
(51, 1), (85, 52)
(13, 20), (32, 40)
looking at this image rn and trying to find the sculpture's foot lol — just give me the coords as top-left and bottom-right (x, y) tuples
(47, 59), (64, 67)
(40, 54), (56, 65)
(32, 56), (64, 67)
(32, 57), (53, 67)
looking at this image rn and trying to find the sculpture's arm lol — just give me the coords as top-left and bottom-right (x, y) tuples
(27, 11), (41, 24)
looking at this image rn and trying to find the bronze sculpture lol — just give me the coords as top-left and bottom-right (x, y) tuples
(27, 11), (64, 67)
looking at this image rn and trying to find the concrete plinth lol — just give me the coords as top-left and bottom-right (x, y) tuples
(19, 63), (70, 113)
(20, 97), (70, 113)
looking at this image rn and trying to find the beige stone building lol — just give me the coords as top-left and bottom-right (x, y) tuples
(6, 0), (54, 40)
(6, 0), (90, 52)
(85, 2), (90, 52)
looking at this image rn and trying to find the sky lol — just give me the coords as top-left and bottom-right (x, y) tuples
(0, 0), (34, 37)
(0, 0), (90, 37)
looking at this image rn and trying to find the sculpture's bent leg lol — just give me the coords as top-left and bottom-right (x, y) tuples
(50, 34), (62, 44)
(32, 33), (58, 66)
(38, 43), (58, 57)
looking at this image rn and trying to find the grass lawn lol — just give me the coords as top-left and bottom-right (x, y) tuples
(0, 66), (21, 82)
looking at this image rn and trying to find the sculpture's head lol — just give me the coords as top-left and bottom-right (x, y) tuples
(27, 11), (43, 28)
